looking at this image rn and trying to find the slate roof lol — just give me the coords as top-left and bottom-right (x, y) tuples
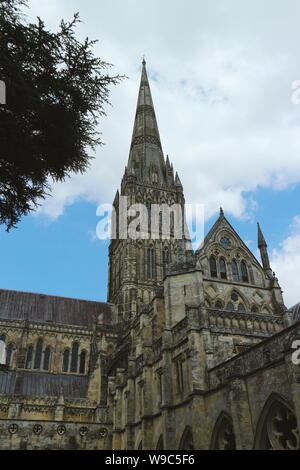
(0, 289), (115, 328)
(0, 370), (88, 398)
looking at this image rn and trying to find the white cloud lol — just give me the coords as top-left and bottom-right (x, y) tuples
(23, 0), (300, 224)
(271, 215), (300, 308)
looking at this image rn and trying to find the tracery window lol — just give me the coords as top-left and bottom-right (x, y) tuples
(226, 302), (234, 312)
(220, 237), (231, 249)
(259, 401), (299, 450)
(238, 303), (246, 313)
(231, 260), (240, 282)
(210, 255), (218, 278)
(220, 258), (227, 279)
(241, 261), (249, 283)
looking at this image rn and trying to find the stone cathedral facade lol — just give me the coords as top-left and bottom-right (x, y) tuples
(0, 61), (300, 450)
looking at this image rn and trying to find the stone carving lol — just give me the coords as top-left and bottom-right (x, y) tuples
(79, 426), (88, 437)
(56, 424), (66, 436)
(33, 424), (43, 435)
(8, 423), (18, 434)
(99, 428), (108, 438)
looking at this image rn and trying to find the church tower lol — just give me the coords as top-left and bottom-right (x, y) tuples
(108, 60), (189, 321)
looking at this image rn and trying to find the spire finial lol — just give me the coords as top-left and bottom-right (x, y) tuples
(257, 222), (267, 247)
(220, 207), (224, 216)
(142, 55), (146, 66)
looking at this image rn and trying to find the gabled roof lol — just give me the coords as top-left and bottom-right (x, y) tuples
(0, 289), (115, 327)
(197, 210), (263, 268)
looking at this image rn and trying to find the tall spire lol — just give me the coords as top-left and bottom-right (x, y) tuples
(127, 60), (166, 183)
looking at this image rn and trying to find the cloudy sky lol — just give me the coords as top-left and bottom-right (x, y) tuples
(1, 0), (300, 307)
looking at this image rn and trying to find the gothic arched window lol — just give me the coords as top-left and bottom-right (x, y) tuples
(62, 349), (70, 372)
(241, 261), (249, 283)
(215, 301), (223, 310)
(226, 302), (234, 312)
(231, 260), (240, 282)
(25, 346), (34, 369)
(79, 350), (86, 374)
(0, 334), (6, 365)
(238, 303), (246, 313)
(34, 338), (43, 369)
(210, 255), (218, 278)
(257, 398), (299, 450)
(211, 414), (236, 450)
(179, 426), (194, 450)
(43, 347), (51, 371)
(70, 342), (79, 373)
(6, 343), (14, 367)
(251, 305), (258, 313)
(147, 247), (155, 279)
(220, 258), (227, 279)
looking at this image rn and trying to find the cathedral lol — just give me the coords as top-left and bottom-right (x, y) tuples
(0, 60), (299, 450)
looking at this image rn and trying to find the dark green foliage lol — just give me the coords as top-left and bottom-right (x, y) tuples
(0, 0), (123, 229)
